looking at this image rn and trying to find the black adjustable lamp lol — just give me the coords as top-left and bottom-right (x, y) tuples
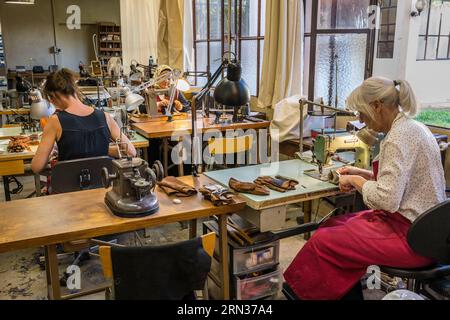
(213, 60), (251, 122)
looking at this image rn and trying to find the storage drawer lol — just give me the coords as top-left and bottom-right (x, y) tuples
(236, 268), (282, 300)
(233, 242), (279, 275)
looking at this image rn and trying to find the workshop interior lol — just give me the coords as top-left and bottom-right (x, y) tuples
(0, 0), (449, 303)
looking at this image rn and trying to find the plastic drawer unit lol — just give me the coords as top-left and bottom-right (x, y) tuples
(204, 219), (282, 300)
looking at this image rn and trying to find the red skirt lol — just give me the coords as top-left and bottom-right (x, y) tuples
(283, 210), (434, 300)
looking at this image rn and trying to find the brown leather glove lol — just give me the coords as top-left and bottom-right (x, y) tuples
(229, 178), (270, 196)
(254, 176), (299, 193)
(157, 176), (198, 197)
(199, 184), (235, 206)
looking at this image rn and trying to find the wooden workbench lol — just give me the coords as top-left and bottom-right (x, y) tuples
(0, 134), (150, 201)
(132, 116), (271, 177)
(0, 175), (246, 300)
(132, 117), (271, 139)
(205, 159), (344, 235)
(0, 108), (31, 116)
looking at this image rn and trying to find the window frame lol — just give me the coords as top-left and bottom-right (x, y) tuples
(192, 0), (265, 96)
(377, 0), (398, 59)
(304, 0), (378, 109)
(417, 0), (450, 61)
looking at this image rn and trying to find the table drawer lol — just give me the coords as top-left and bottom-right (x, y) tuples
(0, 160), (25, 176)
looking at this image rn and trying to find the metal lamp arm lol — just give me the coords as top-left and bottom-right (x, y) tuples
(194, 60), (228, 104)
(131, 72), (174, 93)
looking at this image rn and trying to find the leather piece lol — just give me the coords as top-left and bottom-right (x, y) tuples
(199, 184), (235, 206)
(229, 178), (270, 196)
(157, 176), (198, 197)
(254, 176), (299, 193)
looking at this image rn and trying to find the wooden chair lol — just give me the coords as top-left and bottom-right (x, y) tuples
(205, 135), (255, 171)
(99, 232), (216, 300)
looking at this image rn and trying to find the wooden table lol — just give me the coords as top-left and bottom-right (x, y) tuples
(0, 175), (246, 300)
(0, 108), (31, 116)
(0, 127), (35, 140)
(0, 135), (150, 201)
(132, 116), (271, 176)
(205, 159), (345, 238)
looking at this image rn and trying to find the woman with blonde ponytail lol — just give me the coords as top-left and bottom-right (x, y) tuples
(285, 77), (446, 300)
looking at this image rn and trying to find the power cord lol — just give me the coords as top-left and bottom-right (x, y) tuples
(7, 176), (23, 195)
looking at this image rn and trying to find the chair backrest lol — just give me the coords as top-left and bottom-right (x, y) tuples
(51, 156), (112, 194)
(407, 199), (450, 264)
(207, 135), (254, 156)
(99, 233), (215, 300)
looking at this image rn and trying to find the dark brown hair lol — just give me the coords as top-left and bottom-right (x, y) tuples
(43, 68), (80, 101)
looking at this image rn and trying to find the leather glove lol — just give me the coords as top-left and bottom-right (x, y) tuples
(229, 178), (270, 196)
(254, 176), (298, 193)
(158, 176), (198, 197)
(199, 184), (235, 206)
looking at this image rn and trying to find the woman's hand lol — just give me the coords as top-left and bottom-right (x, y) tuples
(337, 166), (374, 181)
(339, 175), (355, 192)
(157, 100), (170, 112)
(339, 175), (368, 194)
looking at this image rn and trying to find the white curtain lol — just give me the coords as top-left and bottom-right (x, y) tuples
(183, 0), (195, 72)
(258, 0), (304, 108)
(120, 0), (160, 74)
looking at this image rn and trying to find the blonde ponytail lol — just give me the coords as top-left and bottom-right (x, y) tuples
(396, 80), (418, 117)
(347, 77), (419, 121)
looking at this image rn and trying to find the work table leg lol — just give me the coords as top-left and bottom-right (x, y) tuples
(2, 176), (11, 202)
(44, 244), (62, 300)
(218, 214), (230, 300)
(303, 200), (313, 240)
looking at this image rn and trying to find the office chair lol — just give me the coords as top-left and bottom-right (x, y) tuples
(273, 200), (450, 300)
(205, 135), (255, 171)
(99, 233), (216, 300)
(44, 156), (115, 286)
(380, 199), (450, 300)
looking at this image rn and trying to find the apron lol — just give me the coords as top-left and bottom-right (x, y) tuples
(283, 161), (434, 300)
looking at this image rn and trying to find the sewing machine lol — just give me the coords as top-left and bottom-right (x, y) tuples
(312, 132), (372, 174)
(102, 157), (164, 218)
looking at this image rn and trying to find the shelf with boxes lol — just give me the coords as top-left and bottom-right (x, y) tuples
(203, 215), (283, 300)
(97, 23), (122, 74)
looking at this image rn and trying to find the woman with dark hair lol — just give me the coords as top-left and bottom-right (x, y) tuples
(31, 68), (136, 173)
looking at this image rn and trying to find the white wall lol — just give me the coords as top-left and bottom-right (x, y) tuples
(0, 0), (120, 71)
(373, 0), (450, 107)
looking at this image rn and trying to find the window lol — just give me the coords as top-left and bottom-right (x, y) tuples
(304, 0), (377, 109)
(192, 0), (265, 96)
(377, 0), (397, 59)
(417, 0), (450, 60)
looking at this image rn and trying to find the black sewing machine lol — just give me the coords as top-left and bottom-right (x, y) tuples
(102, 158), (164, 218)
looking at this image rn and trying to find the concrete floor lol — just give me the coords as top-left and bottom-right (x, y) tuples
(0, 175), (384, 300)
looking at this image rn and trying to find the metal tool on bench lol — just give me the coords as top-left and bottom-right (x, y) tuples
(102, 141), (165, 218)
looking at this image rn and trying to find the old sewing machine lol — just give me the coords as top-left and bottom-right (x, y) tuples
(102, 142), (165, 218)
(297, 99), (381, 181)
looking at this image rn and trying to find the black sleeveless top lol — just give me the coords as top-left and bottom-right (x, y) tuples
(56, 109), (110, 161)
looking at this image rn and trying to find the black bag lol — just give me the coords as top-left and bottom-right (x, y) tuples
(32, 66), (45, 73)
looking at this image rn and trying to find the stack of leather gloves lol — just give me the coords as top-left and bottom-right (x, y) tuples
(157, 176), (198, 197)
(229, 176), (299, 195)
(199, 184), (235, 206)
(229, 178), (270, 196)
(254, 176), (298, 193)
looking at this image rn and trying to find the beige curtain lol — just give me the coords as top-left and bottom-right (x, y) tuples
(120, 0), (160, 74)
(258, 0), (304, 108)
(158, 0), (184, 71)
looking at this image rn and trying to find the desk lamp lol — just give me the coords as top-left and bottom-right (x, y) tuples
(30, 89), (55, 120)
